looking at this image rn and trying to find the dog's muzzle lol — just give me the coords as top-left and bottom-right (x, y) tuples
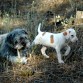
(71, 37), (78, 43)
(20, 37), (30, 47)
(15, 41), (30, 50)
(14, 36), (30, 50)
(15, 44), (23, 50)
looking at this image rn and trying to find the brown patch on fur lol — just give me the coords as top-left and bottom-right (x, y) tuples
(63, 32), (67, 36)
(50, 35), (54, 43)
(42, 32), (46, 36)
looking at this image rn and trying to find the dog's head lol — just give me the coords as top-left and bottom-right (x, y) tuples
(63, 28), (78, 42)
(6, 29), (30, 50)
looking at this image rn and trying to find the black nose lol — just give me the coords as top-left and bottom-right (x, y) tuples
(21, 41), (26, 46)
(76, 40), (78, 43)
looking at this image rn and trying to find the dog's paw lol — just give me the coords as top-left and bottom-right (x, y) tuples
(64, 52), (69, 56)
(64, 51), (69, 56)
(58, 60), (64, 64)
(43, 54), (49, 58)
(45, 55), (49, 58)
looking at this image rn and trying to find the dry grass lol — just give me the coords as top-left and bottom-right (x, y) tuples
(0, 0), (83, 83)
(0, 17), (27, 29)
(0, 16), (83, 83)
(0, 26), (83, 83)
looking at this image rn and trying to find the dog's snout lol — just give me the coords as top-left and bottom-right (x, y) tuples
(76, 37), (78, 41)
(76, 39), (78, 43)
(76, 38), (78, 41)
(76, 40), (78, 43)
(74, 37), (78, 43)
(21, 41), (26, 46)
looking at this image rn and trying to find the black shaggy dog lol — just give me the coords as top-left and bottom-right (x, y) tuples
(0, 29), (30, 64)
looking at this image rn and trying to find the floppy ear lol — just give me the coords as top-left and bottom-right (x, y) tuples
(63, 31), (67, 36)
(6, 33), (13, 45)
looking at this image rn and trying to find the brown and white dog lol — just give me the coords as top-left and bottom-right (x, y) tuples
(32, 23), (78, 63)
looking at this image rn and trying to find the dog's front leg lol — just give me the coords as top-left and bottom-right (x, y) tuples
(41, 46), (49, 58)
(64, 45), (71, 56)
(55, 47), (64, 63)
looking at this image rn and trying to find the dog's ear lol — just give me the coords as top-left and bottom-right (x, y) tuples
(63, 32), (67, 36)
(6, 33), (13, 44)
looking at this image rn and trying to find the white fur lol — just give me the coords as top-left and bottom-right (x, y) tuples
(8, 49), (27, 64)
(32, 23), (78, 63)
(9, 56), (27, 64)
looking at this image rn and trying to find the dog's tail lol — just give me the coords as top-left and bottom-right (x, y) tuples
(38, 23), (42, 33)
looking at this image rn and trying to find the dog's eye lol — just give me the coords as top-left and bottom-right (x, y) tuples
(71, 35), (74, 38)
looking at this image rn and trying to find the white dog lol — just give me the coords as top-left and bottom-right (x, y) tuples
(32, 23), (78, 63)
